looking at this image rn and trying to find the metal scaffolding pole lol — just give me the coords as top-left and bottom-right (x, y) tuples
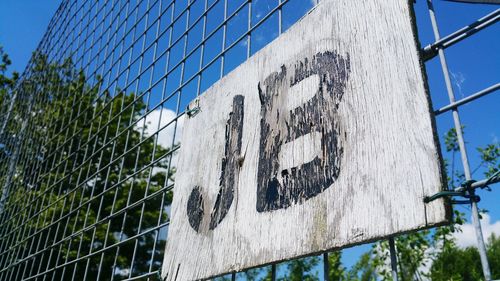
(422, 8), (500, 60)
(434, 83), (500, 115)
(426, 1), (492, 280)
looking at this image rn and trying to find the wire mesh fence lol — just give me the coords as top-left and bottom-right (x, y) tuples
(0, 0), (498, 280)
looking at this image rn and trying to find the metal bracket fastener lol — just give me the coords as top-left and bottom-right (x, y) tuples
(424, 180), (481, 205)
(186, 98), (201, 118)
(186, 106), (200, 118)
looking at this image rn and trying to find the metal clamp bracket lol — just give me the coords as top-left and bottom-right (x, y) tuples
(424, 180), (481, 205)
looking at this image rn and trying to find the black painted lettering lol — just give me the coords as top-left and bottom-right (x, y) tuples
(186, 95), (245, 232)
(209, 95), (244, 229)
(256, 51), (351, 212)
(187, 186), (204, 232)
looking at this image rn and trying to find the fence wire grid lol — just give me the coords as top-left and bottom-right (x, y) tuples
(0, 0), (498, 280)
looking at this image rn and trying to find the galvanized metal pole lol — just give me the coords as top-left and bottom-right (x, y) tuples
(426, 1), (492, 280)
(422, 9), (500, 60)
(388, 238), (399, 281)
(434, 83), (500, 115)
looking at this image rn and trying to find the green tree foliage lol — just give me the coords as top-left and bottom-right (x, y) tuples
(327, 252), (346, 280)
(488, 234), (500, 278)
(429, 240), (483, 280)
(346, 252), (378, 281)
(245, 267), (266, 281)
(477, 143), (500, 178)
(0, 46), (18, 159)
(430, 234), (500, 280)
(0, 46), (18, 103)
(281, 256), (320, 281)
(0, 50), (174, 280)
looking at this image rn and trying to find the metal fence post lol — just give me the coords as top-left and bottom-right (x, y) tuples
(426, 1), (492, 280)
(388, 238), (399, 281)
(0, 0), (497, 279)
(323, 252), (330, 281)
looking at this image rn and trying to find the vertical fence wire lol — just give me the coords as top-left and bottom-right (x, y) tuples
(0, 0), (318, 280)
(0, 0), (498, 280)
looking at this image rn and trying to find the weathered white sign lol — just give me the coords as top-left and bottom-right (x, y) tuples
(162, 0), (449, 279)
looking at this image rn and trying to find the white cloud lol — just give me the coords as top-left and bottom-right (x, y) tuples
(453, 214), (500, 248)
(135, 108), (185, 170)
(138, 108), (184, 149)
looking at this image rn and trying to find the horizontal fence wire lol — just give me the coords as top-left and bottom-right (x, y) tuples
(0, 0), (319, 280)
(0, 0), (498, 280)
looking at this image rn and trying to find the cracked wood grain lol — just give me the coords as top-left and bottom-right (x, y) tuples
(162, 0), (449, 280)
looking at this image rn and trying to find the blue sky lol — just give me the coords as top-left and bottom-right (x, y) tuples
(414, 1), (499, 222)
(0, 1), (61, 75)
(1, 0), (499, 277)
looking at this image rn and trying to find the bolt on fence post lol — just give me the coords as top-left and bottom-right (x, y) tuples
(426, 1), (492, 280)
(388, 238), (399, 281)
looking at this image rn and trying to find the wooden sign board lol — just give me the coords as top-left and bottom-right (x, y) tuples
(162, 0), (449, 279)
